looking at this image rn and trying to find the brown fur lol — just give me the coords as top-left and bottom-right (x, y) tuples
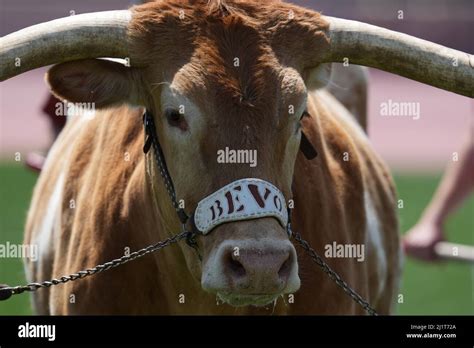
(24, 0), (400, 315)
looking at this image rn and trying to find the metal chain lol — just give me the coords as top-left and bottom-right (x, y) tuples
(1, 227), (377, 316)
(144, 112), (181, 212)
(0, 231), (189, 299)
(291, 229), (378, 316)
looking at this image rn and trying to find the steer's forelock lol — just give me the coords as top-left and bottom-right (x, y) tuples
(131, 0), (281, 110)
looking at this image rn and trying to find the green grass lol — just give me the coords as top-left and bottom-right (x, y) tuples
(394, 174), (473, 315)
(0, 163), (472, 315)
(0, 162), (38, 315)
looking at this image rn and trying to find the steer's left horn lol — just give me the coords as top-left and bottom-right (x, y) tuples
(322, 16), (474, 98)
(0, 10), (131, 81)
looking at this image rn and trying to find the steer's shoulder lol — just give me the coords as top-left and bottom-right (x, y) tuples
(26, 105), (147, 262)
(293, 90), (400, 313)
(60, 105), (146, 231)
(23, 105), (147, 313)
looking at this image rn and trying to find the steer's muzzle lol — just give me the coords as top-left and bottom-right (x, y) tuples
(201, 220), (300, 306)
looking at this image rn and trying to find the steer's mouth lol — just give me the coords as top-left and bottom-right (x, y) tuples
(217, 292), (280, 307)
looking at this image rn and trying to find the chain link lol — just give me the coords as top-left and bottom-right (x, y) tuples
(1, 231), (188, 298)
(0, 228), (377, 315)
(292, 230), (378, 316)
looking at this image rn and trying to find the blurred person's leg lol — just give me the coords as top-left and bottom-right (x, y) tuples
(403, 128), (474, 261)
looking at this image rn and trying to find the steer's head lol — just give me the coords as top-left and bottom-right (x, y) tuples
(46, 0), (331, 307)
(3, 0), (470, 308)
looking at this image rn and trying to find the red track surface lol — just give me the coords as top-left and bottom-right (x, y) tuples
(0, 1), (471, 172)
(1, 68), (471, 172)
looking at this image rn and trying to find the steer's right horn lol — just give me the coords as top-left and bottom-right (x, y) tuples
(0, 10), (131, 81)
(323, 17), (474, 98)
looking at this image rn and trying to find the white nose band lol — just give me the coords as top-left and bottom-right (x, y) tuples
(194, 178), (288, 235)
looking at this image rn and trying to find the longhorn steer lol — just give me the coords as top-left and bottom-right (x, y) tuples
(1, 0), (472, 314)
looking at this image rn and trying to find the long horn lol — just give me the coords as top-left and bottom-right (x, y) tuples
(323, 16), (473, 98)
(0, 10), (131, 81)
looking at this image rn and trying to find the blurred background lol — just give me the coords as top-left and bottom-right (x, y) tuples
(0, 0), (472, 315)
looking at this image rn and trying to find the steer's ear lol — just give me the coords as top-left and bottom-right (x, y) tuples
(46, 59), (142, 109)
(303, 63), (332, 91)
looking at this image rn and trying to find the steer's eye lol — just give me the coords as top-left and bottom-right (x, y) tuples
(164, 108), (184, 128)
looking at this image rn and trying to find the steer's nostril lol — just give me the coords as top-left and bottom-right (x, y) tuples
(278, 254), (292, 280)
(202, 240), (300, 297)
(227, 255), (246, 278)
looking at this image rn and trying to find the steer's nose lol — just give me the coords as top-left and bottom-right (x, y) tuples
(225, 243), (294, 293)
(202, 239), (300, 295)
